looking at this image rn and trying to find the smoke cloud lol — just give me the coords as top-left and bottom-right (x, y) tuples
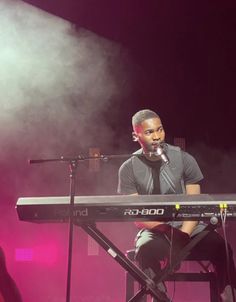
(0, 0), (134, 198)
(0, 0), (133, 159)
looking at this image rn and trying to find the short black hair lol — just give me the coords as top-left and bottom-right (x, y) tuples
(132, 109), (160, 127)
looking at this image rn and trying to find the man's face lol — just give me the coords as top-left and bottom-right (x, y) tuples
(133, 117), (165, 153)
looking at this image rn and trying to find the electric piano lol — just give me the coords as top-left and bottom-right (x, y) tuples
(16, 193), (236, 223)
(16, 193), (236, 301)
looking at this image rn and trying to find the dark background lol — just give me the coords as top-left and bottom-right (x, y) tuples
(22, 0), (236, 148)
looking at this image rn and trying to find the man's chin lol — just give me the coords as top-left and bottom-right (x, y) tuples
(143, 147), (155, 154)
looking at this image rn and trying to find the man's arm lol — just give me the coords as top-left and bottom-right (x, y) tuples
(134, 183), (201, 232)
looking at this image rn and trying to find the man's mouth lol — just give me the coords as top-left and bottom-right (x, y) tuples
(148, 144), (158, 152)
(152, 142), (160, 148)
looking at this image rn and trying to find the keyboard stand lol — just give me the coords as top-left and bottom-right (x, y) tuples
(75, 221), (217, 302)
(154, 223), (217, 285)
(76, 222), (171, 302)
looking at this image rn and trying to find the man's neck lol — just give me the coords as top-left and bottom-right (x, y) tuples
(142, 150), (161, 162)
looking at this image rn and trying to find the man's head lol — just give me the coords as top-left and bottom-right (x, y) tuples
(132, 109), (165, 153)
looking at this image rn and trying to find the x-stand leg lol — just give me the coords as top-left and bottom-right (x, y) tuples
(75, 222), (170, 302)
(75, 221), (217, 302)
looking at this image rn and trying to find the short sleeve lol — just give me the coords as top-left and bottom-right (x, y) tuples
(117, 159), (138, 195)
(182, 151), (204, 184)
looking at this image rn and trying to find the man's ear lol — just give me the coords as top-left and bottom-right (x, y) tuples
(132, 132), (139, 142)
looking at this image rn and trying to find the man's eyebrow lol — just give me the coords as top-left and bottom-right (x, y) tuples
(144, 128), (154, 132)
(144, 126), (163, 132)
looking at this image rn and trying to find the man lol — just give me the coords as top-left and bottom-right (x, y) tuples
(118, 109), (236, 302)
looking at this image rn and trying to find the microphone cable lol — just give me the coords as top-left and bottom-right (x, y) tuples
(220, 207), (236, 302)
(165, 217), (179, 302)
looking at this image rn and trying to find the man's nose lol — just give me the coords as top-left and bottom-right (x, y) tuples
(152, 132), (160, 140)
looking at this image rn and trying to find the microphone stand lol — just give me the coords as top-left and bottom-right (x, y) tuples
(29, 155), (84, 302)
(28, 150), (167, 302)
(29, 153), (140, 302)
(66, 159), (77, 302)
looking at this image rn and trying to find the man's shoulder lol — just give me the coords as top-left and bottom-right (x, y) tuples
(166, 144), (198, 163)
(166, 144), (194, 158)
(119, 148), (142, 171)
(132, 148), (143, 155)
(119, 156), (133, 171)
(166, 143), (181, 153)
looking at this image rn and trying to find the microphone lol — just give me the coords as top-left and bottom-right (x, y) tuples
(154, 144), (169, 164)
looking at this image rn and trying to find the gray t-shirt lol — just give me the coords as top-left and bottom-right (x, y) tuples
(118, 149), (203, 195)
(117, 146), (205, 235)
